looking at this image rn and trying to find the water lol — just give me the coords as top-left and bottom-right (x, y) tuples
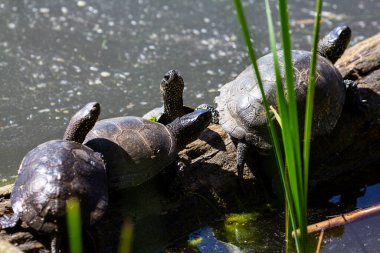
(0, 0), (379, 179)
(165, 183), (380, 253)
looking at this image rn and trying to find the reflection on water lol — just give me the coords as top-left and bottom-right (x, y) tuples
(319, 213), (380, 252)
(165, 181), (380, 253)
(165, 211), (286, 253)
(329, 182), (380, 209)
(0, 0), (379, 179)
(188, 227), (244, 253)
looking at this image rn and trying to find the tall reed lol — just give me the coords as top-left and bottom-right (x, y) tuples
(66, 199), (134, 253)
(233, 0), (323, 251)
(66, 197), (83, 253)
(118, 221), (134, 253)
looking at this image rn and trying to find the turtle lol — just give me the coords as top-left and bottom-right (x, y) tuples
(143, 69), (219, 124)
(0, 102), (108, 253)
(215, 25), (361, 187)
(84, 109), (212, 191)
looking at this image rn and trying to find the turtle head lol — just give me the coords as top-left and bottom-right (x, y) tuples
(317, 25), (351, 64)
(167, 109), (212, 150)
(160, 69), (185, 122)
(63, 102), (100, 143)
(160, 69), (184, 96)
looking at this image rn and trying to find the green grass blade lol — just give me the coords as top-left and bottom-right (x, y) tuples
(264, 0), (301, 251)
(119, 221), (133, 253)
(300, 0), (322, 243)
(66, 197), (83, 253)
(303, 0), (323, 213)
(232, 0), (284, 171)
(232, 1), (287, 201)
(277, 0), (313, 251)
(277, 0), (304, 211)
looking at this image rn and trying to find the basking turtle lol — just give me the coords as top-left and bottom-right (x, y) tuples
(216, 25), (360, 185)
(143, 69), (219, 124)
(84, 109), (212, 191)
(0, 102), (108, 253)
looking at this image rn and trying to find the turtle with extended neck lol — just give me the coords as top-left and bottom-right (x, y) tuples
(84, 109), (212, 191)
(143, 69), (219, 124)
(216, 25), (362, 187)
(0, 102), (108, 253)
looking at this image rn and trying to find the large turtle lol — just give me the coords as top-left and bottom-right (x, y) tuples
(216, 25), (361, 186)
(0, 102), (108, 253)
(143, 69), (219, 124)
(84, 109), (212, 191)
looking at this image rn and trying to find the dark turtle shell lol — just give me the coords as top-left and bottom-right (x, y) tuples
(84, 116), (178, 191)
(216, 50), (345, 149)
(11, 140), (107, 233)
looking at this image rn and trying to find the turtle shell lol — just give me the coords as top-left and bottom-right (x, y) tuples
(216, 50), (345, 149)
(11, 140), (108, 233)
(84, 116), (178, 191)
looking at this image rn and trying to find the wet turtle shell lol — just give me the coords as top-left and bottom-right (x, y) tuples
(85, 116), (177, 190)
(0, 102), (107, 253)
(84, 109), (212, 191)
(215, 26), (353, 188)
(11, 140), (108, 233)
(217, 50), (345, 150)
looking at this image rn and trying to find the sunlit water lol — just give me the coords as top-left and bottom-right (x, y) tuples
(0, 0), (379, 179)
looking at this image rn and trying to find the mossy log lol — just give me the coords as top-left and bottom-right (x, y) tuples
(0, 33), (379, 252)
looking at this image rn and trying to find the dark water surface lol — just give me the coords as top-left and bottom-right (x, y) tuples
(164, 183), (380, 253)
(0, 0), (379, 180)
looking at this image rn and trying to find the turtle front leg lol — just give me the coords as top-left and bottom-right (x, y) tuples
(344, 79), (367, 112)
(236, 141), (249, 193)
(0, 214), (19, 229)
(50, 232), (62, 253)
(195, 104), (220, 124)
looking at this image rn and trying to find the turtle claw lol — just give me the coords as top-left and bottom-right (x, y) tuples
(195, 104), (220, 124)
(0, 214), (19, 229)
(344, 79), (367, 112)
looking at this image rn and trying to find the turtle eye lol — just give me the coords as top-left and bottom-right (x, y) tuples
(163, 74), (170, 81)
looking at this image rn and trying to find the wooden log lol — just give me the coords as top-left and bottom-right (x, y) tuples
(293, 202), (380, 237)
(0, 32), (379, 252)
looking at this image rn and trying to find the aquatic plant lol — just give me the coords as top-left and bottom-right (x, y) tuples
(119, 221), (134, 253)
(66, 199), (134, 253)
(66, 197), (83, 253)
(233, 0), (323, 252)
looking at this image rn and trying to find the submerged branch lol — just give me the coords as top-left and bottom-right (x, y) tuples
(293, 203), (380, 237)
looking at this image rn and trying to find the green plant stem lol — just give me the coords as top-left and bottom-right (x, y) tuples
(263, 0), (300, 251)
(119, 221), (133, 253)
(66, 197), (83, 253)
(232, 0), (284, 178)
(277, 0), (305, 215)
(303, 0), (323, 212)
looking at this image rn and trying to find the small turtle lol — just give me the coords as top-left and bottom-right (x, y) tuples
(84, 109), (212, 191)
(216, 25), (361, 186)
(0, 102), (108, 253)
(143, 69), (219, 124)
